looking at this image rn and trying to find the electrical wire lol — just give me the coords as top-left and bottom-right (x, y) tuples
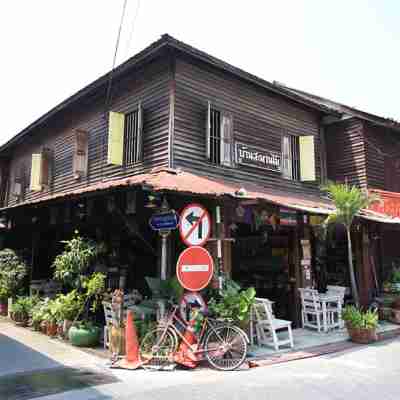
(104, 0), (129, 114)
(123, 0), (141, 61)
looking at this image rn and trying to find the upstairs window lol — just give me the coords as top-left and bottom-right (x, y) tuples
(30, 148), (52, 191)
(107, 104), (143, 166)
(124, 106), (143, 165)
(206, 102), (233, 167)
(282, 135), (316, 181)
(73, 130), (88, 179)
(12, 164), (25, 200)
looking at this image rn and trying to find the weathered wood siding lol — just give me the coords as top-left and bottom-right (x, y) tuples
(364, 123), (400, 191)
(172, 55), (323, 194)
(6, 57), (170, 207)
(325, 119), (367, 188)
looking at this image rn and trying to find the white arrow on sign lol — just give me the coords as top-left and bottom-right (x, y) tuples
(179, 203), (211, 247)
(182, 264), (209, 272)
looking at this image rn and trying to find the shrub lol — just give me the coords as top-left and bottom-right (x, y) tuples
(0, 249), (28, 301)
(342, 306), (378, 330)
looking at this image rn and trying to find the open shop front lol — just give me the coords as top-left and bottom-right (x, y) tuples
(229, 202), (302, 324)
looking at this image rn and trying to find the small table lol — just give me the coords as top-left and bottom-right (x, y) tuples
(317, 293), (344, 332)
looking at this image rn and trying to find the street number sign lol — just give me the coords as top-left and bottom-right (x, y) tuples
(176, 246), (214, 291)
(179, 203), (211, 247)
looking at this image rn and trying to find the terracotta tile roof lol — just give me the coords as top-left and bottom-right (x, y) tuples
(2, 168), (335, 215)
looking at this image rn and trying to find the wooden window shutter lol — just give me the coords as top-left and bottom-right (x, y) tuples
(220, 113), (233, 167)
(299, 135), (316, 181)
(40, 148), (52, 188)
(206, 101), (211, 160)
(73, 130), (88, 178)
(13, 165), (23, 198)
(136, 103), (144, 162)
(281, 136), (292, 179)
(107, 111), (125, 165)
(30, 153), (42, 191)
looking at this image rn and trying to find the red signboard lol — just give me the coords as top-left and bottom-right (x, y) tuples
(369, 189), (400, 219)
(176, 246), (214, 292)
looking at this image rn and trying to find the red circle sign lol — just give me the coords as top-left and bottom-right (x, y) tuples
(179, 203), (211, 247)
(176, 246), (214, 291)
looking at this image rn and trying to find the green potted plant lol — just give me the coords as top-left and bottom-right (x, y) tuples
(0, 248), (28, 315)
(208, 280), (256, 329)
(55, 290), (84, 338)
(68, 272), (105, 347)
(342, 306), (379, 344)
(31, 299), (47, 331)
(10, 296), (35, 327)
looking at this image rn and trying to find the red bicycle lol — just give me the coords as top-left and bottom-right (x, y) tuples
(140, 304), (248, 371)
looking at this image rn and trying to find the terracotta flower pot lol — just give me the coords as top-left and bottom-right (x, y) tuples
(40, 320), (48, 334)
(346, 324), (378, 344)
(0, 302), (8, 316)
(11, 312), (28, 327)
(46, 322), (58, 337)
(390, 308), (400, 324)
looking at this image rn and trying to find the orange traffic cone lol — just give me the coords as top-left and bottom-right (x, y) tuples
(111, 310), (142, 370)
(174, 325), (198, 368)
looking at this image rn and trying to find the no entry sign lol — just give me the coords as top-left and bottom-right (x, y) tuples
(179, 203), (211, 247)
(176, 246), (214, 291)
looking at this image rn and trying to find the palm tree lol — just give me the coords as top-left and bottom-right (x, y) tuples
(323, 183), (379, 307)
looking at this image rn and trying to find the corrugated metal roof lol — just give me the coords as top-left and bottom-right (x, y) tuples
(2, 168), (335, 214)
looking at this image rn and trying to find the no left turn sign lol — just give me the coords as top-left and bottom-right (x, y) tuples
(179, 203), (211, 247)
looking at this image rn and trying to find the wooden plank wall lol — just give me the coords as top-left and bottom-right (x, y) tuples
(325, 119), (367, 188)
(6, 57), (170, 207)
(363, 123), (400, 191)
(172, 54), (323, 195)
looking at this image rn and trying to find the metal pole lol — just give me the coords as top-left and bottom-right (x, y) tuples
(161, 234), (167, 281)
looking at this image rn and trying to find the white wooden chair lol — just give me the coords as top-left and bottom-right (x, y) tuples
(299, 288), (325, 332)
(252, 298), (294, 351)
(326, 286), (346, 328)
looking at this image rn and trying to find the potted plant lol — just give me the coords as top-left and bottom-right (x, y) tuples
(42, 299), (60, 337)
(31, 299), (47, 331)
(55, 290), (84, 338)
(68, 321), (101, 347)
(0, 249), (28, 315)
(10, 296), (35, 327)
(342, 306), (379, 344)
(68, 272), (106, 347)
(208, 280), (256, 330)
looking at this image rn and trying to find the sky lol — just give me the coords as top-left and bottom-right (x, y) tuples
(1, 1), (399, 146)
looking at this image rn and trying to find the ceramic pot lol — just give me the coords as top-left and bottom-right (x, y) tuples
(0, 302), (8, 316)
(346, 324), (378, 344)
(63, 320), (73, 339)
(46, 321), (58, 337)
(68, 325), (100, 347)
(40, 320), (48, 334)
(390, 308), (400, 324)
(11, 312), (28, 327)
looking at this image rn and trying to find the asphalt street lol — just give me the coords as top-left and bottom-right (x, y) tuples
(1, 319), (400, 400)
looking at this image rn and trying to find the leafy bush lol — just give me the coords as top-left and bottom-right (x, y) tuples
(0, 249), (28, 301)
(342, 306), (378, 329)
(53, 291), (84, 321)
(11, 296), (37, 319)
(53, 232), (98, 288)
(208, 281), (256, 324)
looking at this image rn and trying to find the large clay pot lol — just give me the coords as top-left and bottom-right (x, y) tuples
(63, 320), (73, 339)
(47, 321), (58, 337)
(0, 302), (8, 316)
(11, 312), (28, 327)
(346, 324), (378, 344)
(390, 308), (400, 324)
(68, 325), (100, 347)
(40, 320), (48, 334)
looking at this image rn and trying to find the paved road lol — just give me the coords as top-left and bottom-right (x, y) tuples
(1, 319), (400, 400)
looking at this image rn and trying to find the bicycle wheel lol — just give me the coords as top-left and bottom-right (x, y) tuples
(204, 324), (247, 371)
(140, 327), (177, 370)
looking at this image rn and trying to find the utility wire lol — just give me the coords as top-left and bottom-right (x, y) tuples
(123, 0), (141, 61)
(104, 0), (129, 114)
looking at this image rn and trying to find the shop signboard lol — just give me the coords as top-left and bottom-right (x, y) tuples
(235, 142), (281, 172)
(368, 189), (400, 219)
(176, 246), (214, 291)
(149, 210), (179, 231)
(179, 203), (211, 247)
(280, 207), (297, 226)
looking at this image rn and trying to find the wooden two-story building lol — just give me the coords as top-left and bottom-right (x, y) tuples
(2, 34), (384, 321)
(277, 83), (400, 303)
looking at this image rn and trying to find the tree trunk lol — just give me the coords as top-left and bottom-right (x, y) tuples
(346, 227), (360, 307)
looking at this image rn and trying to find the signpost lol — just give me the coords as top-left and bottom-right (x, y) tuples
(176, 246), (214, 291)
(179, 203), (211, 247)
(149, 210), (179, 231)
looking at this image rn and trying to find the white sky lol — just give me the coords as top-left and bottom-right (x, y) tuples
(1, 1), (399, 146)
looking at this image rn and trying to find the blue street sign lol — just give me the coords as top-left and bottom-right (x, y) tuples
(149, 210), (179, 231)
